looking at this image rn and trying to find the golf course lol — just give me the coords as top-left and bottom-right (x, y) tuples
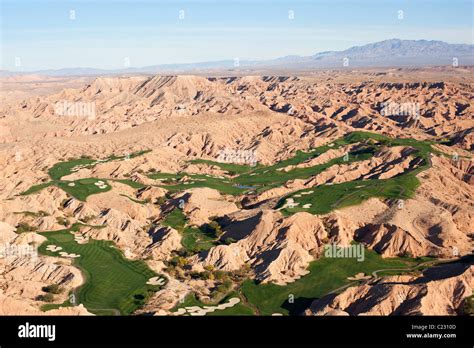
(38, 224), (162, 315)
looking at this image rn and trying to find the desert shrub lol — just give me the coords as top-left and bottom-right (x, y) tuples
(15, 222), (35, 233)
(36, 293), (55, 302)
(42, 284), (63, 294)
(224, 237), (236, 245)
(203, 264), (215, 272)
(154, 196), (167, 206)
(56, 216), (70, 226)
(463, 296), (474, 315)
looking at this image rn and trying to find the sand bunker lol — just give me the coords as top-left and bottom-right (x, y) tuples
(146, 277), (165, 286)
(300, 190), (314, 195)
(347, 272), (371, 281)
(46, 245), (62, 252)
(59, 251), (80, 258)
(280, 198), (299, 209)
(46, 243), (80, 258)
(71, 231), (90, 244)
(67, 183), (75, 187)
(173, 297), (241, 316)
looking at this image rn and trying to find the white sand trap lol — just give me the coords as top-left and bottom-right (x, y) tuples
(303, 204), (312, 209)
(250, 173), (257, 176)
(328, 143), (335, 147)
(175, 298), (240, 316)
(46, 245), (62, 252)
(283, 198), (299, 209)
(173, 308), (187, 316)
(67, 183), (75, 187)
(59, 251), (80, 258)
(146, 277), (165, 286)
(325, 183), (334, 186)
(74, 235), (89, 244)
(227, 298), (240, 306)
(272, 313), (284, 316)
(98, 185), (108, 189)
(347, 272), (371, 281)
(301, 190), (314, 195)
(294, 194), (302, 197)
(97, 181), (105, 185)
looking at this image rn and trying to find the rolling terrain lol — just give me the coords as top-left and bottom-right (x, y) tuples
(0, 68), (472, 316)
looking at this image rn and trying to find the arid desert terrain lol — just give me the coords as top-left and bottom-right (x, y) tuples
(0, 67), (472, 316)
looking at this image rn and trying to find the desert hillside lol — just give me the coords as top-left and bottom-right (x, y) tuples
(0, 68), (472, 316)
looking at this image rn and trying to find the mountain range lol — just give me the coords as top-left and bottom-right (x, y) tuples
(2, 39), (473, 76)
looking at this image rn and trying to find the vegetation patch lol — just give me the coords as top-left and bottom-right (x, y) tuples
(21, 150), (151, 200)
(241, 248), (426, 315)
(162, 209), (219, 253)
(38, 225), (163, 315)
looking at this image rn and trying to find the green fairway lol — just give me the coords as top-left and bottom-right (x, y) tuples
(20, 181), (55, 196)
(277, 174), (420, 215)
(56, 178), (112, 201)
(38, 225), (162, 315)
(48, 150), (152, 181)
(48, 158), (98, 181)
(148, 132), (442, 215)
(189, 159), (259, 175)
(241, 248), (424, 315)
(21, 150), (151, 201)
(113, 179), (147, 189)
(148, 172), (247, 195)
(162, 209), (219, 252)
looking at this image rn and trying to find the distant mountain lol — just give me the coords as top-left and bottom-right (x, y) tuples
(4, 39), (473, 76)
(307, 39), (474, 66)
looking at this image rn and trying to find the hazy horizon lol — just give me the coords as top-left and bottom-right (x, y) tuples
(1, 0), (473, 71)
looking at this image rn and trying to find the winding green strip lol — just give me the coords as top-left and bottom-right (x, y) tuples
(241, 247), (427, 315)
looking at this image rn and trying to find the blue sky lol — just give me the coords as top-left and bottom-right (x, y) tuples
(1, 0), (473, 71)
